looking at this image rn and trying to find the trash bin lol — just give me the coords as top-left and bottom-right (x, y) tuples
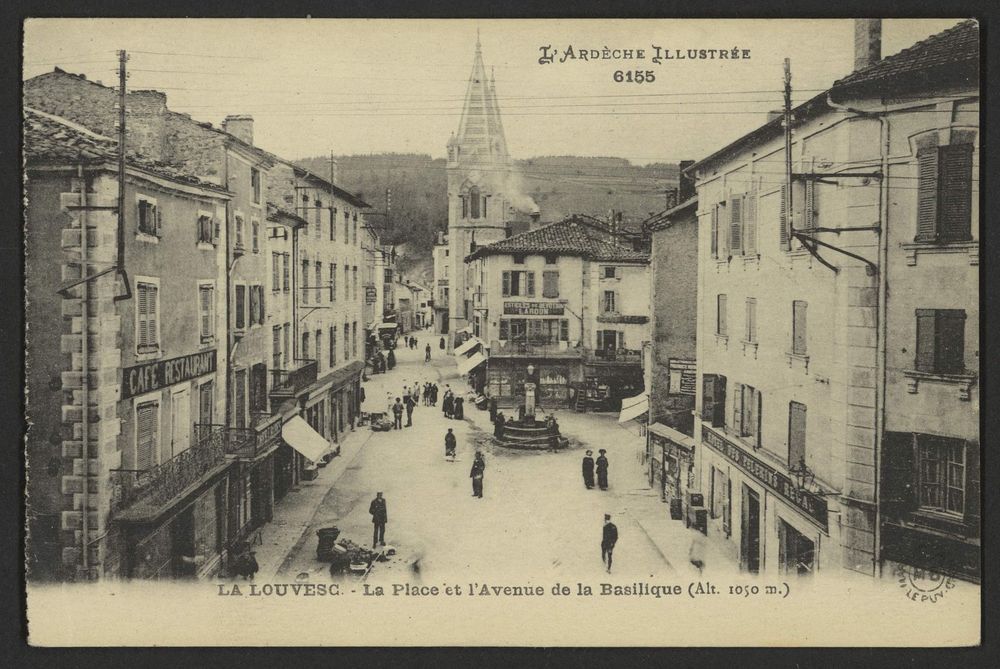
(669, 498), (683, 520)
(316, 527), (341, 561)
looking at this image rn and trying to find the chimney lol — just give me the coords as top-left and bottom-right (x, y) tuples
(125, 90), (168, 161)
(678, 160), (696, 202)
(766, 109), (784, 123)
(223, 114), (254, 146)
(529, 211), (540, 225)
(853, 19), (882, 72)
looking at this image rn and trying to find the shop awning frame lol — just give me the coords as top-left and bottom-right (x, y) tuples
(618, 393), (649, 423)
(281, 416), (330, 463)
(456, 351), (488, 376)
(453, 337), (481, 357)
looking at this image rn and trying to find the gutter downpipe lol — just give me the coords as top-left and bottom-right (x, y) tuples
(78, 164), (90, 577)
(827, 92), (889, 578)
(223, 144), (232, 429)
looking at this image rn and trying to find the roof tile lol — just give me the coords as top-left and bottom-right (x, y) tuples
(466, 216), (649, 263)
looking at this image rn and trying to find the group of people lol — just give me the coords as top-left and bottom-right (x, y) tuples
(403, 335), (419, 350)
(421, 381), (439, 406)
(370, 348), (393, 374)
(441, 385), (465, 420)
(582, 448), (610, 490)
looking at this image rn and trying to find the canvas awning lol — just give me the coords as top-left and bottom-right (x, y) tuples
(453, 337), (481, 357)
(457, 324), (473, 334)
(378, 322), (399, 331)
(456, 351), (488, 376)
(618, 393), (649, 423)
(281, 416), (330, 463)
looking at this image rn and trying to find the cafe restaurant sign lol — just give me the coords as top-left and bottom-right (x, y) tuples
(122, 350), (217, 399)
(504, 301), (564, 316)
(702, 426), (828, 531)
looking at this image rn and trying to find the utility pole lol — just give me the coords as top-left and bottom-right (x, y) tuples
(783, 57), (794, 238)
(114, 49), (131, 302)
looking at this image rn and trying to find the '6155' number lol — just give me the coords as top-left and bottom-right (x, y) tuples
(613, 70), (656, 83)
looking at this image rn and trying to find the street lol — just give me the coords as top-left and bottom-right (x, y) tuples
(267, 331), (715, 584)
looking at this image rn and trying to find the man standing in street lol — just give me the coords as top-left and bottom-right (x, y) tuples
(404, 392), (416, 427)
(445, 428), (457, 461)
(470, 451), (485, 498)
(488, 393), (498, 423)
(392, 398), (404, 430)
(601, 514), (618, 573)
(582, 450), (595, 489)
(425, 343), (432, 363)
(370, 492), (387, 548)
(596, 449), (610, 491)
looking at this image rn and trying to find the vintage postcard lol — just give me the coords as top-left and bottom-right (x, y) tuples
(22, 18), (981, 646)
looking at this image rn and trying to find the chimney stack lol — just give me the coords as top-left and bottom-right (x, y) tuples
(853, 19), (882, 72)
(678, 160), (697, 202)
(223, 114), (254, 146)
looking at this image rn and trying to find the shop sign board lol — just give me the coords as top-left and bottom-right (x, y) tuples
(668, 358), (697, 396)
(122, 350), (217, 399)
(503, 301), (564, 316)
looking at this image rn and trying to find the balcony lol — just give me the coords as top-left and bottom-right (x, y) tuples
(585, 348), (644, 365)
(269, 358), (318, 398)
(489, 339), (582, 358)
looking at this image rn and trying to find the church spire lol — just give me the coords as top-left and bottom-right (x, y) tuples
(452, 35), (509, 168)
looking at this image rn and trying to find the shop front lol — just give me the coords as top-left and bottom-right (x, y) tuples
(486, 357), (579, 409)
(648, 423), (696, 515)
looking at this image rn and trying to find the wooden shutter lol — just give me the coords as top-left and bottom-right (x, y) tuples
(701, 374), (717, 422)
(882, 431), (917, 513)
(137, 284), (149, 348)
(938, 144), (973, 241)
(147, 285), (158, 348)
(136, 401), (158, 470)
(234, 371), (247, 429)
(914, 308), (936, 372)
(502, 271), (511, 297)
(729, 196), (743, 255)
(155, 205), (163, 238)
(792, 300), (807, 355)
(779, 184), (790, 250)
(717, 294), (727, 335)
(965, 441), (980, 535)
(802, 181), (816, 231)
(213, 216), (221, 244)
(713, 376), (727, 427)
(200, 287), (211, 338)
(916, 147), (940, 242)
(788, 402), (807, 466)
(235, 285), (246, 329)
(249, 286), (259, 326)
(936, 309), (966, 374)
(526, 272), (535, 297)
(710, 205), (719, 258)
(744, 190), (757, 255)
(199, 383), (213, 426)
(732, 382), (743, 433)
(745, 298), (756, 342)
(258, 286), (266, 324)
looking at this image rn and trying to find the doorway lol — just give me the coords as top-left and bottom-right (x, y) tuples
(741, 485), (761, 573)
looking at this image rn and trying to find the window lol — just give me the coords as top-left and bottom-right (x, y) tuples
(596, 330), (623, 351)
(314, 200), (322, 238)
(315, 262), (322, 302)
(250, 363), (267, 413)
(916, 143), (974, 243)
(352, 321), (358, 358)
(461, 196), (468, 219)
(513, 254), (526, 265)
(353, 214), (358, 246)
(710, 204), (719, 259)
(272, 253), (280, 291)
(344, 209), (350, 240)
(918, 435), (965, 515)
(545, 255), (557, 265)
(501, 270), (535, 297)
(499, 319), (509, 340)
(915, 309), (966, 374)
(136, 281), (160, 353)
(353, 266), (358, 301)
(251, 168), (261, 204)
(344, 321), (350, 359)
(316, 330), (323, 368)
(330, 207), (336, 241)
(344, 265), (350, 301)
(197, 213), (214, 244)
(199, 284), (214, 343)
(745, 298), (757, 342)
(792, 300), (807, 355)
(248, 285), (264, 326)
(283, 323), (291, 366)
(273, 326), (282, 370)
(788, 401), (807, 467)
(716, 294), (727, 336)
(235, 284), (246, 330)
(712, 201), (727, 258)
(330, 326), (337, 366)
(701, 374), (727, 427)
(743, 189), (758, 255)
(732, 383), (761, 447)
(560, 319), (569, 341)
(470, 186), (481, 219)
(729, 195), (743, 255)
(603, 266), (619, 279)
(283, 254), (290, 291)
(301, 260), (309, 304)
(302, 331), (310, 359)
(251, 219), (260, 253)
(135, 400), (160, 470)
(602, 290), (616, 313)
(137, 197), (160, 237)
(198, 382), (214, 427)
(331, 263), (337, 302)
(233, 370), (247, 429)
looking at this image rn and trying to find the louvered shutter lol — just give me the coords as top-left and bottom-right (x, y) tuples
(779, 184), (790, 250)
(744, 190), (757, 255)
(155, 205), (163, 238)
(502, 271), (511, 297)
(729, 196), (743, 255)
(701, 374), (716, 422)
(936, 309), (966, 374)
(915, 148), (939, 242)
(137, 284), (149, 348)
(526, 272), (536, 297)
(803, 181), (816, 230)
(213, 217), (220, 243)
(938, 143), (973, 242)
(710, 205), (719, 258)
(914, 309), (936, 372)
(200, 287), (211, 338)
(965, 442), (980, 535)
(259, 286), (266, 323)
(136, 402), (158, 470)
(147, 286), (158, 348)
(717, 294), (727, 335)
(732, 382), (743, 433)
(713, 376), (727, 427)
(788, 401), (807, 466)
(792, 300), (807, 355)
(234, 371), (247, 429)
(235, 285), (246, 329)
(199, 383), (213, 426)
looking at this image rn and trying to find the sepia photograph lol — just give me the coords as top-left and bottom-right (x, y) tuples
(20, 16), (982, 647)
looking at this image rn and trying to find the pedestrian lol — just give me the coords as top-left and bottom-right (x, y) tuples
(404, 393), (416, 427)
(488, 394), (498, 423)
(470, 451), (485, 498)
(392, 398), (404, 430)
(443, 388), (454, 419)
(425, 343), (432, 363)
(454, 395), (465, 420)
(387, 348), (396, 370)
(596, 448), (609, 491)
(431, 383), (439, 406)
(412, 336), (417, 349)
(422, 382), (430, 406)
(369, 492), (388, 548)
(411, 385), (420, 405)
(386, 392), (394, 417)
(439, 336), (445, 350)
(445, 428), (457, 461)
(494, 412), (506, 439)
(582, 450), (595, 489)
(689, 531), (707, 576)
(601, 514), (618, 573)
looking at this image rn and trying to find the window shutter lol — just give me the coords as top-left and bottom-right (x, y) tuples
(617, 331), (625, 349)
(136, 402), (158, 470)
(803, 180), (816, 230)
(596, 331), (604, 351)
(137, 284), (149, 347)
(155, 206), (163, 238)
(200, 288), (210, 337)
(936, 309), (966, 374)
(560, 319), (569, 341)
(914, 309), (937, 372)
(792, 300), (807, 355)
(717, 294), (727, 335)
(236, 285), (246, 329)
(499, 319), (509, 340)
(744, 190), (757, 255)
(526, 272), (535, 297)
(882, 432), (917, 513)
(502, 271), (511, 297)
(965, 442), (980, 535)
(710, 205), (719, 259)
(732, 382), (743, 433)
(755, 389), (763, 449)
(788, 402), (807, 466)
(213, 218), (220, 243)
(701, 374), (716, 421)
(915, 147), (940, 242)
(259, 286), (266, 323)
(615, 267), (622, 280)
(779, 184), (790, 250)
(729, 196), (743, 255)
(147, 286), (158, 347)
(938, 143), (973, 242)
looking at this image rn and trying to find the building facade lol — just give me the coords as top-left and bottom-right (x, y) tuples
(687, 20), (979, 580)
(432, 234), (450, 335)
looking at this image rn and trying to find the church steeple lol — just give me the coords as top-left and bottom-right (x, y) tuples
(451, 35), (509, 168)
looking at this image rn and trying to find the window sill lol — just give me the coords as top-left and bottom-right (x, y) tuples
(901, 240), (978, 267)
(134, 348), (162, 362)
(714, 333), (729, 350)
(741, 254), (761, 269)
(740, 339), (758, 358)
(199, 337), (215, 347)
(903, 369), (977, 400)
(786, 351), (809, 372)
(136, 232), (160, 244)
(196, 241), (215, 251)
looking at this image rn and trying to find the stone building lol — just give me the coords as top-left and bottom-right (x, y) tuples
(686, 20), (979, 580)
(432, 233), (450, 335)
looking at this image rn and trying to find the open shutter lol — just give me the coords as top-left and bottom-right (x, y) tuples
(755, 389), (763, 449)
(729, 196), (743, 255)
(717, 294), (727, 335)
(792, 300), (807, 355)
(744, 190), (757, 255)
(136, 402), (158, 470)
(701, 374), (717, 422)
(502, 271), (511, 297)
(915, 147), (940, 242)
(731, 382), (743, 433)
(137, 284), (149, 348)
(938, 143), (973, 242)
(936, 309), (966, 374)
(779, 184), (790, 250)
(148, 286), (158, 348)
(713, 376), (727, 427)
(526, 272), (535, 297)
(914, 309), (937, 372)
(965, 441), (980, 536)
(882, 432), (917, 514)
(213, 216), (220, 244)
(259, 286), (266, 324)
(200, 288), (210, 338)
(155, 206), (163, 238)
(710, 205), (719, 259)
(803, 180), (816, 230)
(788, 402), (807, 466)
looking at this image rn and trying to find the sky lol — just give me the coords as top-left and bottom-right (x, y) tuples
(23, 18), (967, 165)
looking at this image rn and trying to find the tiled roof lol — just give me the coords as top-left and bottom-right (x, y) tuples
(23, 108), (229, 193)
(644, 196), (697, 232)
(832, 19), (979, 93)
(465, 217), (650, 263)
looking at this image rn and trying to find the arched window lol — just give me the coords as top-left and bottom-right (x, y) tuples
(470, 186), (481, 219)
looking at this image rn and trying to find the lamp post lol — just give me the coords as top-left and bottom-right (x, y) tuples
(524, 363), (537, 421)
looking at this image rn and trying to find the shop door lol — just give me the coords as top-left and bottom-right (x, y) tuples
(170, 386), (191, 457)
(741, 485), (761, 573)
(778, 519), (815, 575)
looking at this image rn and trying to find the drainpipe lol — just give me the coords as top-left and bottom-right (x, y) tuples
(223, 146), (232, 428)
(78, 164), (90, 577)
(827, 93), (889, 576)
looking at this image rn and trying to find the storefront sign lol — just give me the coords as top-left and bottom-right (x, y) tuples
(503, 301), (564, 316)
(702, 426), (828, 531)
(365, 286), (378, 304)
(257, 417), (283, 449)
(122, 350), (217, 399)
(668, 358), (697, 395)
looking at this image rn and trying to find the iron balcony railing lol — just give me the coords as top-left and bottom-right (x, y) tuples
(269, 358), (318, 397)
(489, 339), (582, 358)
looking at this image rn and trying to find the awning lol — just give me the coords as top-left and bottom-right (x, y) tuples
(378, 322), (399, 331)
(457, 324), (473, 335)
(281, 416), (330, 463)
(456, 351), (488, 376)
(453, 337), (481, 357)
(366, 320), (379, 331)
(618, 393), (649, 423)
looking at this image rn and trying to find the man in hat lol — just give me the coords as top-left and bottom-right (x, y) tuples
(370, 492), (388, 548)
(470, 451), (486, 498)
(596, 449), (610, 491)
(582, 450), (595, 489)
(392, 398), (404, 430)
(445, 428), (457, 461)
(601, 514), (618, 573)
